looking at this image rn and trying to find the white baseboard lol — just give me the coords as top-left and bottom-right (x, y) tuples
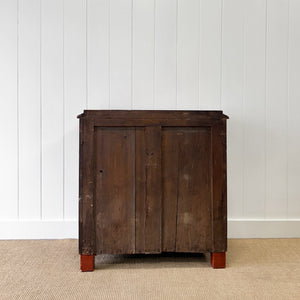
(228, 219), (300, 238)
(0, 220), (78, 239)
(0, 219), (299, 239)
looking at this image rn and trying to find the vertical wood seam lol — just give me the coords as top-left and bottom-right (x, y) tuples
(174, 137), (180, 251)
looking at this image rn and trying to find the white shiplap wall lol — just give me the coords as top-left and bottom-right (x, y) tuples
(0, 0), (299, 239)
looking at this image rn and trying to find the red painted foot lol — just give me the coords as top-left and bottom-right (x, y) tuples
(211, 252), (226, 268)
(80, 255), (95, 272)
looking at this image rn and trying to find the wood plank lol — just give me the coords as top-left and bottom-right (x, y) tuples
(221, 0), (244, 219)
(0, 0), (18, 219)
(18, 0), (41, 219)
(95, 127), (136, 254)
(265, 0), (289, 218)
(211, 120), (227, 252)
(287, 0), (300, 219)
(82, 110), (227, 120)
(64, 0), (86, 219)
(87, 0), (109, 109)
(154, 0), (177, 109)
(79, 119), (96, 255)
(177, 0), (200, 109)
(41, 0), (64, 219)
(162, 129), (179, 251)
(110, 0), (132, 108)
(173, 127), (212, 252)
(199, 0), (222, 109)
(132, 0), (155, 109)
(135, 127), (146, 253)
(144, 126), (162, 252)
(243, 0), (266, 218)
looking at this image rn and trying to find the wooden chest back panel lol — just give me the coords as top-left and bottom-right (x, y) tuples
(162, 127), (212, 252)
(78, 110), (228, 256)
(95, 127), (136, 254)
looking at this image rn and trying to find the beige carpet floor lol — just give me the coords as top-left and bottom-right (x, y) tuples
(0, 239), (299, 299)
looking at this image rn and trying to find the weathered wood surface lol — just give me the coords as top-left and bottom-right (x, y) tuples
(95, 127), (136, 254)
(162, 127), (212, 252)
(78, 110), (228, 268)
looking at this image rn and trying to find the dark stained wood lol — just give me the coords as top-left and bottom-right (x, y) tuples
(79, 119), (96, 255)
(144, 126), (162, 253)
(135, 127), (146, 253)
(78, 109), (227, 121)
(211, 120), (227, 252)
(162, 127), (212, 253)
(161, 129), (179, 252)
(80, 255), (95, 272)
(78, 110), (228, 270)
(95, 127), (136, 254)
(211, 252), (226, 268)
(93, 118), (218, 127)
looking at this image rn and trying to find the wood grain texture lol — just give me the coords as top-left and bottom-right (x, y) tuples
(162, 127), (212, 252)
(212, 119), (227, 252)
(95, 127), (136, 254)
(79, 111), (228, 265)
(79, 119), (95, 255)
(144, 126), (162, 253)
(135, 127), (146, 253)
